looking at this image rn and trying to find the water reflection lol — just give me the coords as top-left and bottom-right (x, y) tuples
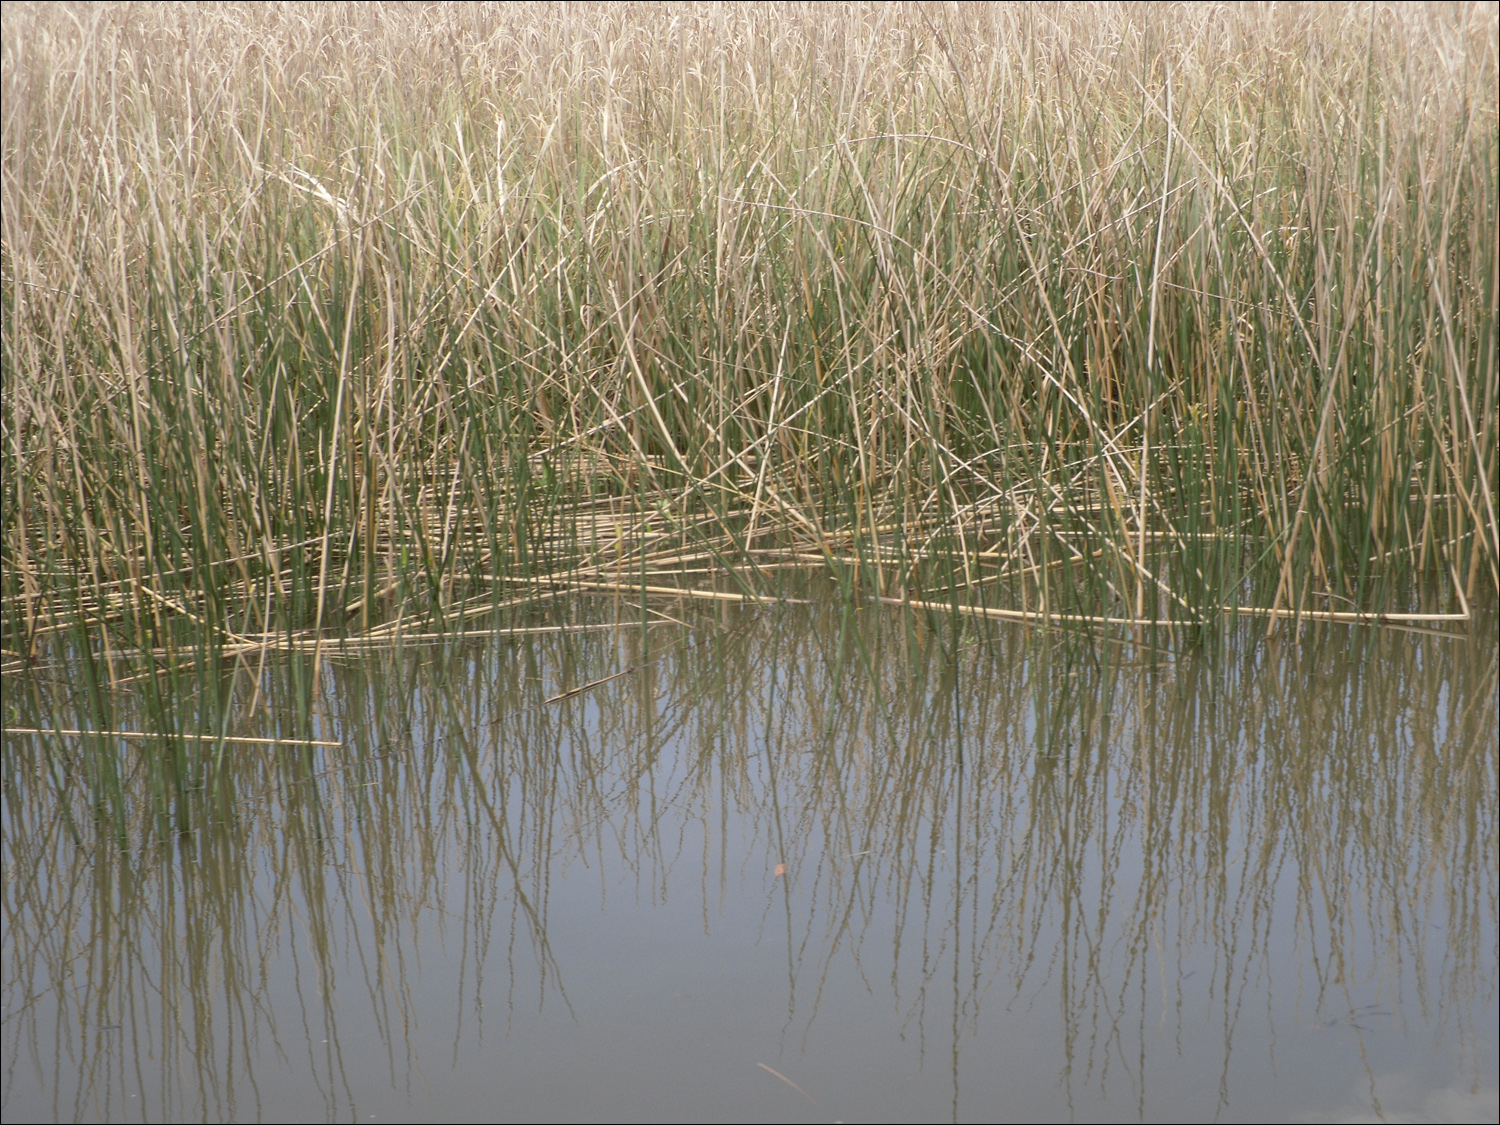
(3, 602), (1496, 1122)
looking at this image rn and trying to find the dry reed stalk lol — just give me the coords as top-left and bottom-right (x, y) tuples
(5, 728), (342, 747)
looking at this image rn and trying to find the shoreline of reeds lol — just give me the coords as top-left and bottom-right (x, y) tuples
(3, 2), (1496, 661)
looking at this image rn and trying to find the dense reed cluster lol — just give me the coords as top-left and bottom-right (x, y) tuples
(2, 2), (1496, 660)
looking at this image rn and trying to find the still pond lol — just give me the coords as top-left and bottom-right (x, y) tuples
(3, 599), (1496, 1123)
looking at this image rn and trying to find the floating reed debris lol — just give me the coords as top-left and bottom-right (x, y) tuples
(2, 3), (1496, 659)
(880, 595), (1473, 629)
(5, 729), (342, 748)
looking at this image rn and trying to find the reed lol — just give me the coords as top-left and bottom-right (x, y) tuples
(2, 2), (1496, 659)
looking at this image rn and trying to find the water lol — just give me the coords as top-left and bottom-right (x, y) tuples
(3, 600), (1496, 1123)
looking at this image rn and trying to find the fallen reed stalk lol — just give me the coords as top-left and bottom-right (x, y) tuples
(2, 2), (1495, 659)
(4, 728), (342, 747)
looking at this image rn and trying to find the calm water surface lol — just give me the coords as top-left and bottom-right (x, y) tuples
(3, 601), (1496, 1123)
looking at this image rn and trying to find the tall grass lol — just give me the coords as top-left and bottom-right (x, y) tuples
(2, 2), (1496, 660)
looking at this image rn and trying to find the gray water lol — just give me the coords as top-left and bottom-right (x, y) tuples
(3, 601), (1496, 1123)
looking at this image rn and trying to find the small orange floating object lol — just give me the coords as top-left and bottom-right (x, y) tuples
(774, 864), (787, 876)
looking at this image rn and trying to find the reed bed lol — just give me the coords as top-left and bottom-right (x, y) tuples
(2, 2), (1496, 662)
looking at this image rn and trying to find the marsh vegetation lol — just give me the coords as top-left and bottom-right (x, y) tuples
(2, 2), (1496, 671)
(2, 7), (1497, 1121)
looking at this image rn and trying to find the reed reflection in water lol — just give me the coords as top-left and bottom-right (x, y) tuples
(3, 602), (1496, 1123)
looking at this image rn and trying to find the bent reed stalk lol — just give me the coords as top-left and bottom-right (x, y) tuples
(2, 2), (1496, 662)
